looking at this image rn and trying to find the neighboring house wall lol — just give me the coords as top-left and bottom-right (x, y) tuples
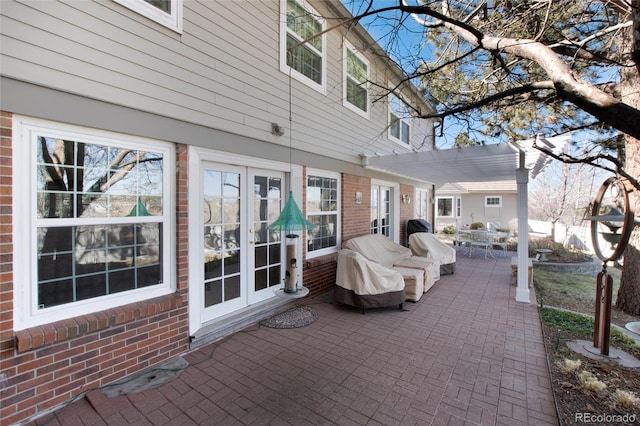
(0, 1), (436, 424)
(435, 185), (518, 232)
(458, 193), (518, 230)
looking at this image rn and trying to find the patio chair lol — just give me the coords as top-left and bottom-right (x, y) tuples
(455, 228), (472, 252)
(490, 231), (510, 257)
(335, 249), (406, 312)
(469, 230), (491, 258)
(408, 232), (456, 275)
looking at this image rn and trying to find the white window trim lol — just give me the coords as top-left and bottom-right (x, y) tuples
(13, 116), (176, 331)
(414, 188), (430, 220)
(305, 169), (341, 259)
(436, 196), (455, 218)
(485, 196), (502, 207)
(280, 0), (326, 94)
(114, 0), (183, 33)
(343, 40), (370, 118)
(388, 91), (411, 146)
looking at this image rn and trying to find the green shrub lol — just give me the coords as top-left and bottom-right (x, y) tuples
(470, 222), (485, 230)
(443, 225), (455, 234)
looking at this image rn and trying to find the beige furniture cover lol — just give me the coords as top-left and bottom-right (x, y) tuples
(390, 266), (424, 302)
(335, 249), (406, 309)
(342, 234), (437, 292)
(408, 232), (456, 275)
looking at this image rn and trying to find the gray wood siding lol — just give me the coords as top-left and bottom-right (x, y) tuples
(0, 0), (434, 166)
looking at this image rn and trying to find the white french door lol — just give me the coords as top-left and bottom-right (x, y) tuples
(198, 162), (286, 323)
(370, 184), (392, 237)
(248, 168), (286, 304)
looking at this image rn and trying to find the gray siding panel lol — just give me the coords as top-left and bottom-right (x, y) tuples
(1, 0), (434, 167)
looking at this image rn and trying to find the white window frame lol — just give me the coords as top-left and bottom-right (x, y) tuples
(343, 41), (369, 118)
(280, 0), (326, 94)
(305, 169), (340, 259)
(485, 196), (502, 207)
(388, 92), (411, 145)
(114, 0), (183, 33)
(414, 188), (430, 220)
(13, 116), (175, 331)
(436, 196), (454, 218)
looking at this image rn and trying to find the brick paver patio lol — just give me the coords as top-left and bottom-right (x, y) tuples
(30, 249), (558, 425)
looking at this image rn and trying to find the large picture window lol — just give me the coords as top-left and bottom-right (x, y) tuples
(114, 0), (183, 33)
(437, 197), (454, 217)
(306, 171), (340, 257)
(13, 117), (174, 330)
(344, 42), (369, 116)
(281, 0), (325, 92)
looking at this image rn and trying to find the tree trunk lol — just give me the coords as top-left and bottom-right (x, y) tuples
(615, 7), (640, 315)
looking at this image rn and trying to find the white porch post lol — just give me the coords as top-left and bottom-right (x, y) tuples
(516, 159), (530, 303)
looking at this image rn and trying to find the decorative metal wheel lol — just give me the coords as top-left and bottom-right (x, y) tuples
(589, 176), (635, 263)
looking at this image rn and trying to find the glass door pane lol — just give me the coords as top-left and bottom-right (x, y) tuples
(249, 170), (285, 304)
(203, 169), (243, 309)
(371, 185), (392, 237)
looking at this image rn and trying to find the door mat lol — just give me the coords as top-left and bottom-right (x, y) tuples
(261, 306), (318, 329)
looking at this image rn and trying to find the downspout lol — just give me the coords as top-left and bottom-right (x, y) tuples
(431, 184), (436, 233)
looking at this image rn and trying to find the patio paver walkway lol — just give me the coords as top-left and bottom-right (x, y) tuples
(29, 249), (558, 425)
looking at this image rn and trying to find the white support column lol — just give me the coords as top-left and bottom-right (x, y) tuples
(516, 165), (530, 303)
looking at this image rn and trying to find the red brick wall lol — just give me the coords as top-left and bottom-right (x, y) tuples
(341, 173), (372, 241)
(0, 112), (190, 425)
(399, 183), (415, 246)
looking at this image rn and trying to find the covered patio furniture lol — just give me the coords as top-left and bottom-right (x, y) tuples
(408, 232), (456, 275)
(342, 234), (438, 292)
(335, 249), (406, 311)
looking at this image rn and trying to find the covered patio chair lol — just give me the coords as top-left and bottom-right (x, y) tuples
(408, 232), (456, 275)
(335, 249), (406, 312)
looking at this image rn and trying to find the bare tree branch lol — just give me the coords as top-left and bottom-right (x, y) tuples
(416, 81), (555, 120)
(392, 3), (640, 139)
(533, 143), (640, 191)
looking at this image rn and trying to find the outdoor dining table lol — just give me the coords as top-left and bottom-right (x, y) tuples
(457, 229), (508, 258)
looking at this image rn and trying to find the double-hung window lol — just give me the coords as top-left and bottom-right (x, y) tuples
(344, 42), (369, 116)
(115, 0), (183, 33)
(388, 93), (411, 145)
(13, 117), (175, 330)
(414, 189), (430, 220)
(306, 171), (340, 257)
(281, 0), (325, 92)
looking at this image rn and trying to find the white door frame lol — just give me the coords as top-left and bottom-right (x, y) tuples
(187, 146), (303, 335)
